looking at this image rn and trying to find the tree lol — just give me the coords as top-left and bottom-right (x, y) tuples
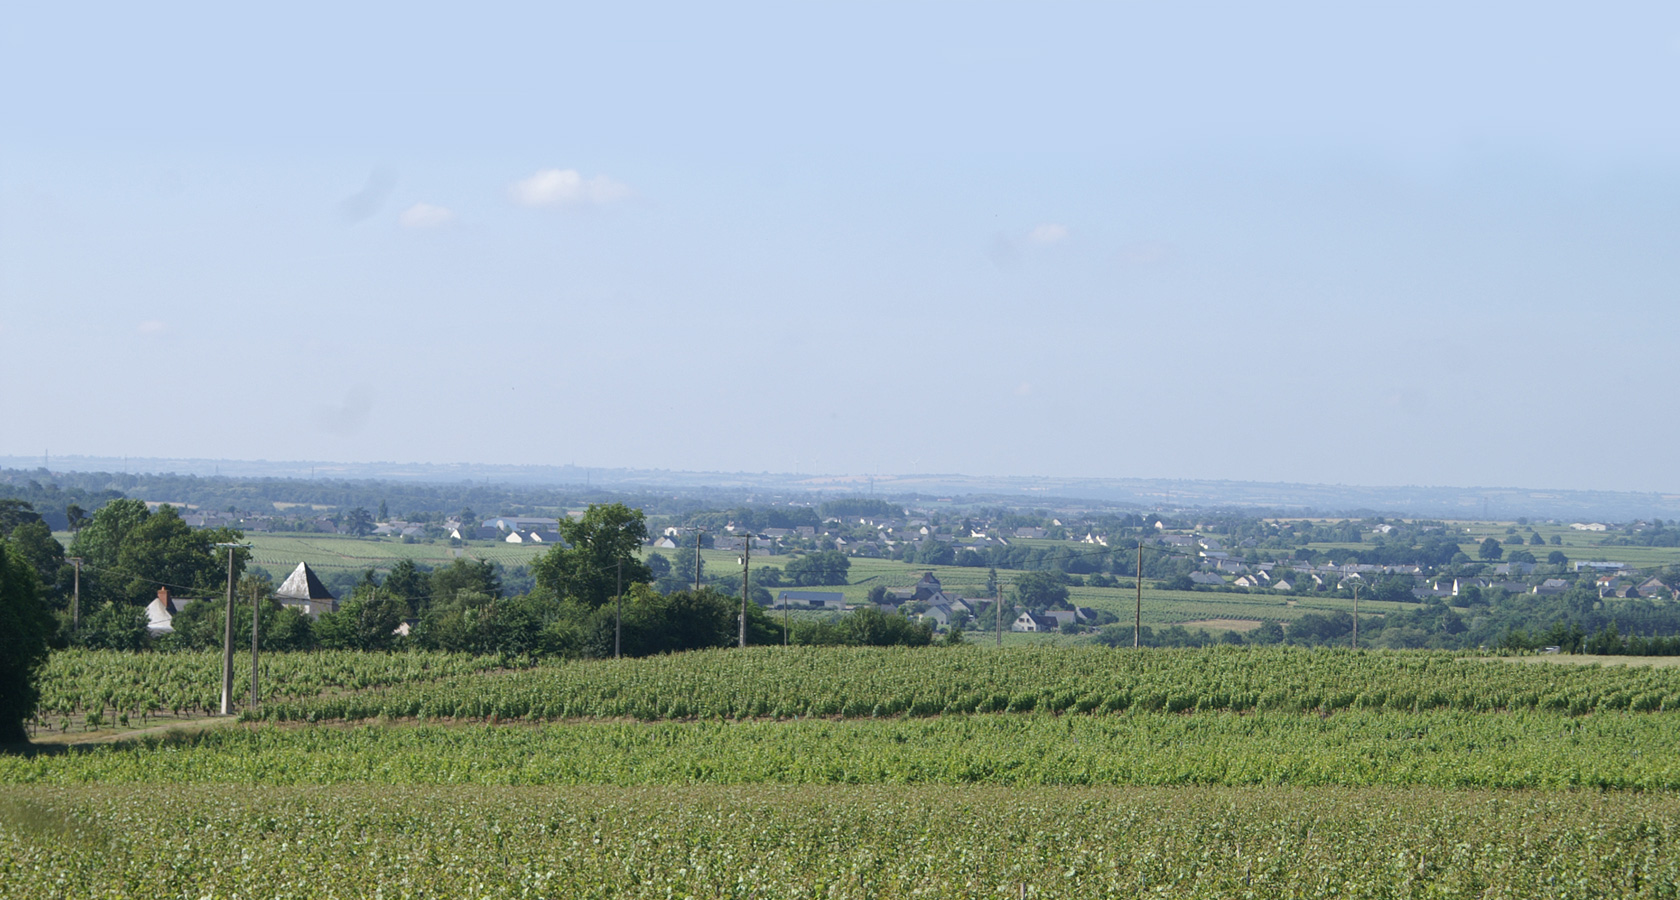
(314, 593), (406, 650)
(383, 560), (430, 615)
(0, 539), (55, 742)
(671, 544), (703, 589)
(7, 521), (67, 606)
(531, 503), (651, 608)
(430, 559), (501, 607)
(1477, 538), (1504, 561)
(1014, 570), (1070, 609)
(68, 501), (246, 607)
(344, 507), (375, 537)
(1547, 550), (1569, 566)
(784, 550), (850, 586)
(0, 499), (43, 537)
(645, 553), (671, 580)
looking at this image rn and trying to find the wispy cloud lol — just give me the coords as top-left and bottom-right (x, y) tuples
(1026, 223), (1069, 245)
(510, 168), (631, 208)
(137, 320), (166, 335)
(339, 168), (395, 223)
(399, 202), (454, 228)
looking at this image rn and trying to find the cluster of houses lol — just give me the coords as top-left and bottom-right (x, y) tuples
(143, 561), (341, 636)
(771, 573), (1099, 633)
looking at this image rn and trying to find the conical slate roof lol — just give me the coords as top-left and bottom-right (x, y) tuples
(275, 562), (335, 601)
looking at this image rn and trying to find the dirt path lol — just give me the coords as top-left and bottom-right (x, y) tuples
(25, 714), (241, 748)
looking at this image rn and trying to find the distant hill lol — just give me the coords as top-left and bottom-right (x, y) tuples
(3, 455), (1676, 521)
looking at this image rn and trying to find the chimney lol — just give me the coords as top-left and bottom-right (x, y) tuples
(156, 586), (172, 609)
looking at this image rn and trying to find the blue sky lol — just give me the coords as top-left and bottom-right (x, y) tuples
(4, 2), (1679, 492)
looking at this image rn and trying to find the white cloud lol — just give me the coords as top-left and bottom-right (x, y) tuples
(509, 168), (631, 208)
(1014, 382), (1033, 396)
(399, 202), (454, 228)
(137, 320), (166, 334)
(1026, 223), (1069, 245)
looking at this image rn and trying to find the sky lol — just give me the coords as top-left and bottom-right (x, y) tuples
(4, 2), (1680, 493)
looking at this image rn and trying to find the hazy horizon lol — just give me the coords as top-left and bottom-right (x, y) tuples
(6, 3), (1679, 494)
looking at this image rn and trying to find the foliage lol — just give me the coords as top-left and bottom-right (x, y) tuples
(68, 603), (148, 652)
(4, 783), (1677, 897)
(68, 500), (247, 607)
(241, 646), (1680, 725)
(791, 607), (934, 648)
(783, 550), (850, 586)
(531, 503), (651, 608)
(0, 540), (54, 742)
(313, 595), (407, 651)
(30, 649), (513, 723)
(1013, 570), (1071, 609)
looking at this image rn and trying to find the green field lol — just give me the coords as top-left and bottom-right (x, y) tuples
(7, 646), (1680, 897)
(5, 784), (1673, 899)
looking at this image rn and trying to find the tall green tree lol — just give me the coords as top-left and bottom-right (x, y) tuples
(0, 539), (54, 742)
(0, 499), (43, 537)
(68, 501), (248, 606)
(1013, 570), (1070, 610)
(383, 559), (430, 615)
(784, 550), (850, 586)
(532, 503), (651, 608)
(430, 559), (501, 608)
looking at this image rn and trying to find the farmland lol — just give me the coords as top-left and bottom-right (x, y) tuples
(7, 645), (1680, 897)
(5, 784), (1674, 899)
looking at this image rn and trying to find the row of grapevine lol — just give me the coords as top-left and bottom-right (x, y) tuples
(3, 783), (1675, 897)
(244, 646), (1680, 723)
(33, 649), (519, 725)
(7, 710), (1680, 790)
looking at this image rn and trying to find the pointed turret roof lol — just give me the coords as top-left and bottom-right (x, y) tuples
(275, 562), (334, 601)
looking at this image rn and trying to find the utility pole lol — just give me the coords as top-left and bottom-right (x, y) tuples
(214, 543), (249, 716)
(69, 558), (82, 630)
(694, 530), (703, 592)
(1352, 581), (1359, 649)
(1135, 541), (1144, 649)
(739, 534), (750, 648)
(614, 558), (623, 660)
(996, 580), (1005, 647)
(250, 582), (261, 710)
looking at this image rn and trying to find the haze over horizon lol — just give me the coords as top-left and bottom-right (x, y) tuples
(6, 3), (1679, 494)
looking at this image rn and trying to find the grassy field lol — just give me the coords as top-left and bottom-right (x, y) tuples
(244, 532), (549, 578)
(10, 647), (1680, 897)
(6, 783), (1674, 898)
(238, 535), (1424, 634)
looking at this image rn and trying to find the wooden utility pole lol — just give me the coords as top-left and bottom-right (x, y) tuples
(996, 581), (1005, 647)
(1135, 541), (1143, 648)
(69, 557), (82, 629)
(693, 530), (703, 592)
(739, 535), (750, 648)
(214, 543), (246, 716)
(250, 583), (261, 711)
(1352, 581), (1359, 649)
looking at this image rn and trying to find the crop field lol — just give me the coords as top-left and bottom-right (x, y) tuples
(244, 532), (547, 578)
(5, 784), (1675, 899)
(8, 646), (1680, 897)
(8, 711), (1680, 790)
(240, 534), (1425, 635)
(28, 650), (513, 731)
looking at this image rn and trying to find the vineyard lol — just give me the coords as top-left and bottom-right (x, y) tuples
(31, 650), (518, 730)
(9, 645), (1680, 896)
(2, 784), (1675, 898)
(241, 645), (1680, 723)
(5, 711), (1680, 789)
